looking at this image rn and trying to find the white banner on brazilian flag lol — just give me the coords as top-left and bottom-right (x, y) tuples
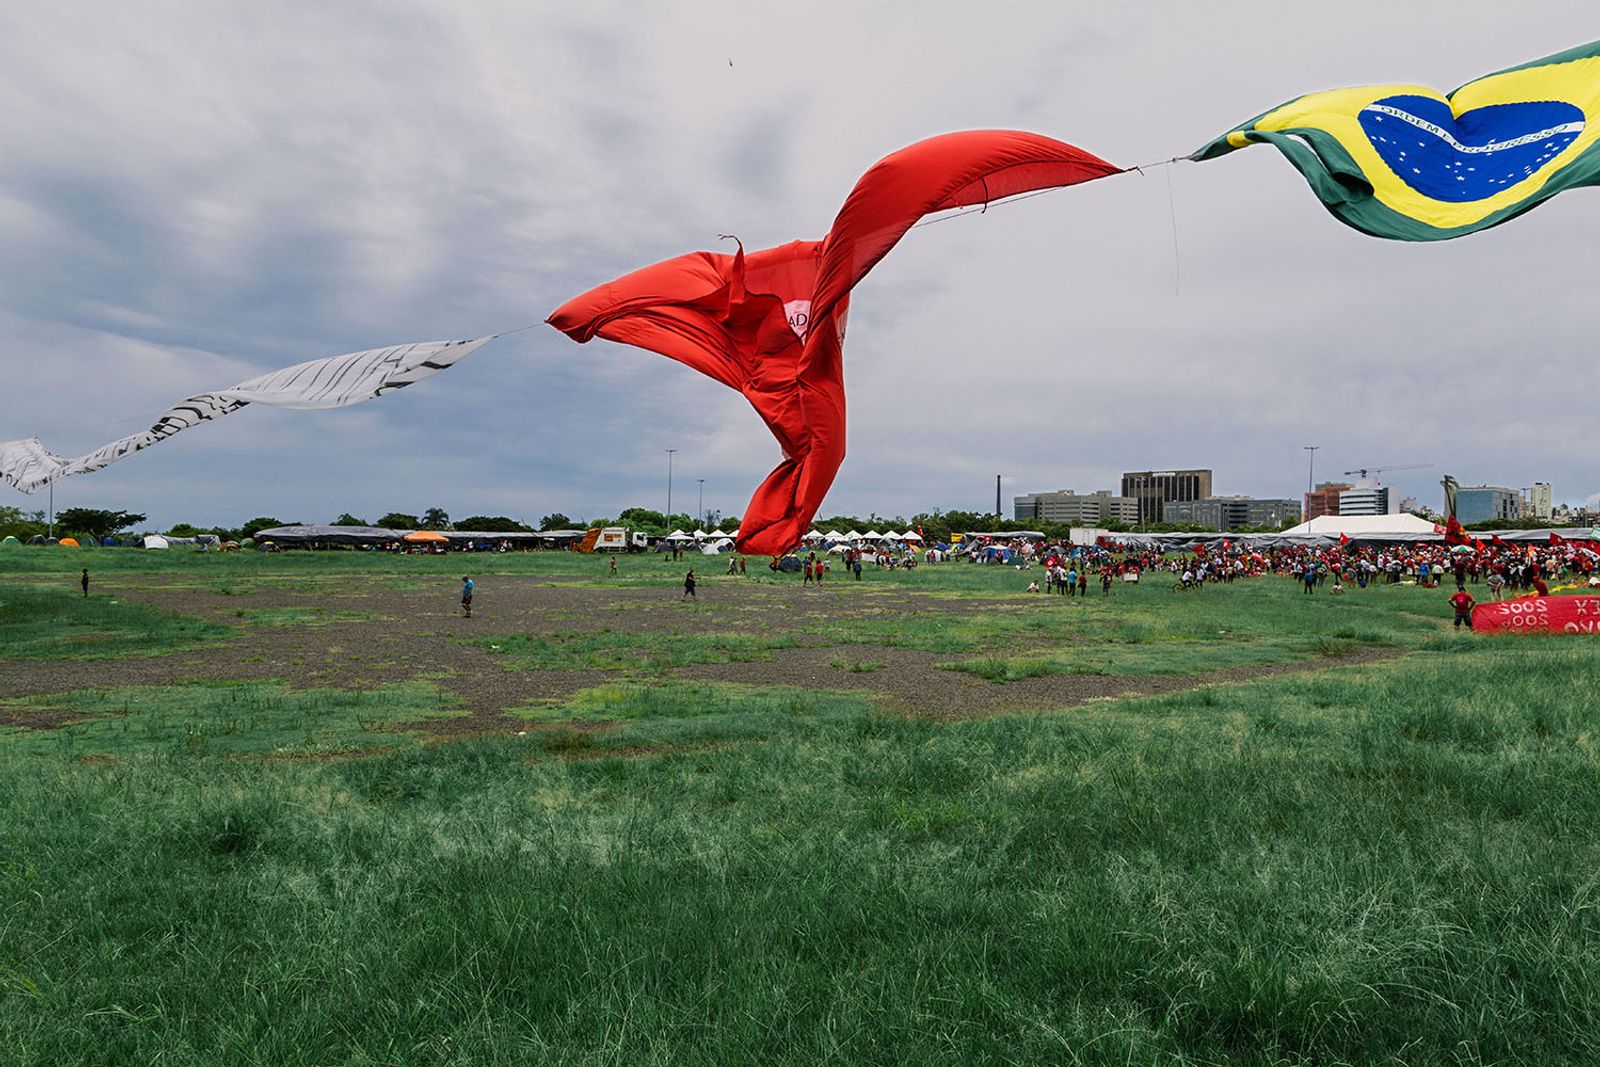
(0, 337), (494, 494)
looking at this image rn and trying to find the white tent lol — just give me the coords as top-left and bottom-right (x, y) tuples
(142, 534), (170, 550)
(882, 530), (902, 541)
(802, 530), (824, 541)
(864, 529), (883, 540)
(665, 530), (692, 542)
(701, 537), (734, 554)
(823, 530), (845, 542)
(1278, 513), (1439, 538)
(902, 530), (923, 541)
(705, 529), (727, 539)
(846, 529), (863, 540)
(692, 528), (707, 540)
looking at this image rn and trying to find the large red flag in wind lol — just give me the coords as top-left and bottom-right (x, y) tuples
(548, 131), (1122, 555)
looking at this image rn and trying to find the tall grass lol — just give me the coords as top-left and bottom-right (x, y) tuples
(4, 642), (1600, 1063)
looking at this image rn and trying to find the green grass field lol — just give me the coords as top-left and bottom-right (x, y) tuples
(2, 545), (1598, 1064)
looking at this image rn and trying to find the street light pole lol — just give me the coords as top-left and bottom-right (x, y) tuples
(1303, 445), (1319, 518)
(665, 449), (677, 524)
(697, 479), (705, 527)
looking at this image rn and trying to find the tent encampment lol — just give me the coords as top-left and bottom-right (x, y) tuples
(0, 535), (19, 547)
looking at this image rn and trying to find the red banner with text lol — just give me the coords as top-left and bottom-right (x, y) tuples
(1472, 596), (1600, 634)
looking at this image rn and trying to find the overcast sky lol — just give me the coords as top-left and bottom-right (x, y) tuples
(2, 2), (1596, 529)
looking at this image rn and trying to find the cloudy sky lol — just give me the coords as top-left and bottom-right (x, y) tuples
(2, 2), (1596, 529)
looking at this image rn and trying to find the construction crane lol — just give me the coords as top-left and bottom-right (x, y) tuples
(1342, 463), (1431, 480)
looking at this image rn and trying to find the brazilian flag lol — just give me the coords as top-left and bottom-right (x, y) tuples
(1194, 40), (1600, 240)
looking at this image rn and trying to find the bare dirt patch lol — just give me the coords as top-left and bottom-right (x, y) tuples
(1, 574), (1405, 735)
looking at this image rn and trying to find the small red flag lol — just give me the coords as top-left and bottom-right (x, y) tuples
(1550, 532), (1564, 545)
(1338, 532), (1350, 545)
(1443, 516), (1470, 545)
(1492, 534), (1504, 546)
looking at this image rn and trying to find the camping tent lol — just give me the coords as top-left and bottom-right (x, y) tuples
(665, 530), (691, 542)
(403, 530), (449, 544)
(57, 537), (80, 547)
(0, 535), (19, 547)
(142, 535), (170, 550)
(902, 530), (923, 542)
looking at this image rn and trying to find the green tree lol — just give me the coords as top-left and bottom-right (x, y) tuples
(333, 513), (367, 527)
(618, 507), (666, 531)
(421, 507), (451, 530)
(0, 506), (46, 541)
(55, 508), (146, 542)
(377, 513), (421, 530)
(454, 515), (529, 533)
(240, 517), (289, 540)
(539, 513), (575, 531)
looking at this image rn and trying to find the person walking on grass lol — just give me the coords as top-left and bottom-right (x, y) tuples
(80, 568), (89, 598)
(609, 557), (617, 577)
(683, 568), (697, 600)
(1448, 587), (1475, 628)
(460, 575), (474, 618)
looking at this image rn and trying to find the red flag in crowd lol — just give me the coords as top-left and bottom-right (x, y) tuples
(1443, 516), (1470, 545)
(1550, 531), (1565, 545)
(1338, 532), (1350, 545)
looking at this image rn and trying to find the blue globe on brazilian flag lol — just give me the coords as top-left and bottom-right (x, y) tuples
(1194, 40), (1600, 240)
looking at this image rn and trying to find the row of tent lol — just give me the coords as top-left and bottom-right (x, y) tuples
(252, 525), (589, 548)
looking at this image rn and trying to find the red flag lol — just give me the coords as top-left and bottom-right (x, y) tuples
(1472, 537), (1486, 552)
(1193, 544), (1206, 555)
(1443, 516), (1470, 545)
(548, 131), (1121, 556)
(1492, 534), (1504, 546)
(1338, 532), (1350, 545)
(1550, 531), (1565, 545)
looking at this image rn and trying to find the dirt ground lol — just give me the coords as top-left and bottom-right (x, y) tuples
(1, 573), (1399, 734)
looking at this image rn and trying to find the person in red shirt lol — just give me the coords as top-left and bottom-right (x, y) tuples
(1532, 574), (1550, 597)
(1448, 588), (1475, 629)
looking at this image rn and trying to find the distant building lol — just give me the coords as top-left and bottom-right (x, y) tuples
(1014, 489), (1139, 525)
(1339, 482), (1392, 516)
(1120, 469), (1213, 524)
(1304, 482), (1350, 521)
(1528, 482), (1553, 521)
(1456, 485), (1520, 524)
(1163, 496), (1301, 531)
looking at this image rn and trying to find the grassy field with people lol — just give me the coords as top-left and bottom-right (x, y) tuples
(2, 545), (1598, 1065)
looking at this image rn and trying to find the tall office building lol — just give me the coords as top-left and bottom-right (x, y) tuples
(1163, 496), (1302, 531)
(1120, 469), (1213, 524)
(1528, 482), (1553, 521)
(1456, 486), (1520, 524)
(1304, 482), (1350, 521)
(1014, 489), (1140, 525)
(1338, 481), (1392, 516)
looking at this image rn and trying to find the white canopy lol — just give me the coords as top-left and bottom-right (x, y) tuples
(802, 530), (824, 541)
(665, 530), (692, 541)
(823, 530), (845, 542)
(882, 530), (902, 540)
(692, 529), (707, 539)
(864, 529), (883, 539)
(705, 529), (727, 539)
(902, 530), (923, 541)
(846, 530), (863, 540)
(1279, 513), (1439, 538)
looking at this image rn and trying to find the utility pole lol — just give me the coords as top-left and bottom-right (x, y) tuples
(996, 474), (1002, 521)
(48, 481), (54, 541)
(697, 479), (705, 527)
(1303, 445), (1319, 495)
(665, 449), (677, 524)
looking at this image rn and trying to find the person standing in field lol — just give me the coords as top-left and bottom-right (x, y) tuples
(683, 569), (697, 600)
(1448, 587), (1475, 628)
(460, 575), (474, 618)
(80, 568), (89, 597)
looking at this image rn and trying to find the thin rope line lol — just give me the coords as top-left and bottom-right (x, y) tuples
(1166, 163), (1182, 298)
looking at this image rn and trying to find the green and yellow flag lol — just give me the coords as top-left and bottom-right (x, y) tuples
(1194, 41), (1600, 240)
